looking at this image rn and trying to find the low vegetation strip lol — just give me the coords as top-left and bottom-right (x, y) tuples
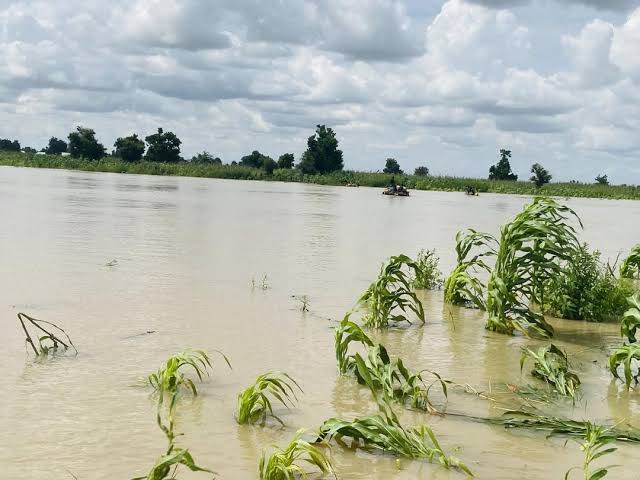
(2, 151), (640, 200)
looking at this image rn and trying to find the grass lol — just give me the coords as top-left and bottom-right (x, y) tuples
(443, 229), (497, 309)
(520, 344), (581, 399)
(236, 372), (302, 426)
(486, 197), (582, 338)
(259, 429), (334, 480)
(610, 294), (640, 389)
(412, 249), (444, 290)
(4, 151), (640, 200)
(565, 423), (618, 480)
(620, 244), (640, 279)
(359, 255), (425, 328)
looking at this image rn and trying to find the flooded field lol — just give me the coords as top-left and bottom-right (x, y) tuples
(1, 165), (640, 479)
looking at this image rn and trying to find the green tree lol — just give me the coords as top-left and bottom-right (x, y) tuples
(263, 157), (277, 175)
(191, 151), (222, 164)
(240, 150), (276, 172)
(277, 153), (295, 169)
(0, 139), (20, 151)
(298, 125), (343, 174)
(68, 126), (105, 160)
(45, 137), (67, 155)
(144, 128), (181, 162)
(113, 134), (145, 162)
(383, 158), (403, 174)
(530, 163), (552, 187)
(22, 146), (37, 154)
(488, 149), (517, 180)
(595, 174), (609, 185)
(414, 166), (429, 176)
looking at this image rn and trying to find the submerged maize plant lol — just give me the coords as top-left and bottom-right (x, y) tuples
(443, 229), (497, 309)
(486, 197), (582, 338)
(17, 312), (77, 357)
(520, 344), (580, 398)
(412, 249), (444, 290)
(620, 244), (640, 279)
(318, 396), (471, 476)
(334, 314), (374, 375)
(564, 423), (618, 480)
(259, 429), (334, 480)
(236, 372), (302, 425)
(359, 254), (425, 328)
(610, 294), (640, 389)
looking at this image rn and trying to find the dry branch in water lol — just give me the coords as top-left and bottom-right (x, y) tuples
(17, 312), (77, 356)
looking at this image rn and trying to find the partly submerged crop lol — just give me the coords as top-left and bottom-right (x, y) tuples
(565, 423), (618, 480)
(412, 249), (444, 290)
(610, 294), (640, 389)
(236, 372), (302, 425)
(334, 314), (374, 375)
(520, 344), (580, 398)
(259, 429), (334, 480)
(17, 312), (77, 357)
(620, 244), (640, 279)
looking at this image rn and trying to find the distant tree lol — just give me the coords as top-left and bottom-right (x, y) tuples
(530, 163), (552, 187)
(383, 158), (403, 174)
(595, 174), (609, 185)
(277, 153), (295, 169)
(191, 151), (222, 165)
(45, 137), (67, 155)
(231, 160), (238, 166)
(414, 166), (430, 176)
(263, 157), (277, 175)
(488, 149), (518, 181)
(144, 128), (181, 162)
(297, 125), (343, 174)
(0, 138), (21, 151)
(113, 134), (145, 162)
(22, 146), (37, 154)
(240, 150), (266, 168)
(68, 126), (105, 160)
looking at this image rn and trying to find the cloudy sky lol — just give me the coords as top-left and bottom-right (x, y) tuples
(1, 0), (639, 182)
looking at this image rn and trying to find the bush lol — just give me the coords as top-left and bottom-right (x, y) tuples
(412, 249), (443, 290)
(544, 245), (635, 322)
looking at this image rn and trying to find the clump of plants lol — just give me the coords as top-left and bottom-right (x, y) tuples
(520, 344), (580, 398)
(565, 423), (618, 480)
(359, 254), (425, 328)
(259, 429), (334, 480)
(335, 314), (374, 374)
(620, 244), (640, 279)
(443, 229), (497, 309)
(236, 372), (302, 425)
(544, 245), (634, 321)
(17, 312), (77, 357)
(610, 294), (640, 389)
(412, 249), (444, 290)
(486, 197), (582, 338)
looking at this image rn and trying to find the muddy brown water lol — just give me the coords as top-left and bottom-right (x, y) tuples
(1, 166), (640, 479)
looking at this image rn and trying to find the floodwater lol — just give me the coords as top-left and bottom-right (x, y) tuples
(1, 165), (640, 479)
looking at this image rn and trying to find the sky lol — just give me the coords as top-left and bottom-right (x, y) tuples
(1, 0), (639, 182)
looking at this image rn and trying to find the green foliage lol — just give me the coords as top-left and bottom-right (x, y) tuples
(414, 166), (429, 176)
(191, 151), (222, 165)
(359, 255), (425, 328)
(383, 158), (402, 174)
(595, 174), (609, 185)
(277, 153), (295, 169)
(145, 128), (182, 163)
(610, 295), (640, 389)
(297, 125), (343, 174)
(45, 137), (67, 155)
(236, 372), (302, 425)
(486, 197), (582, 338)
(620, 244), (640, 279)
(544, 245), (634, 321)
(443, 229), (497, 309)
(259, 429), (333, 480)
(488, 149), (517, 181)
(564, 423), (618, 480)
(114, 134), (145, 162)
(620, 294), (640, 343)
(530, 163), (552, 187)
(334, 315), (374, 375)
(318, 398), (471, 475)
(412, 249), (443, 290)
(0, 138), (20, 151)
(520, 344), (580, 398)
(68, 126), (106, 160)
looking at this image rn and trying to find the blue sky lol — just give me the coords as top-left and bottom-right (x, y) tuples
(0, 0), (639, 182)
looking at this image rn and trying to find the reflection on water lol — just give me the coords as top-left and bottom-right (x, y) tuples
(1, 165), (640, 479)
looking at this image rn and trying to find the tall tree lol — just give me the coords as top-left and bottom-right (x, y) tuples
(113, 134), (145, 162)
(488, 149), (518, 180)
(414, 166), (429, 176)
(191, 151), (222, 164)
(240, 150), (276, 172)
(144, 128), (182, 162)
(277, 153), (295, 169)
(0, 139), (21, 151)
(595, 174), (609, 185)
(45, 137), (67, 155)
(68, 126), (105, 160)
(383, 158), (403, 174)
(530, 163), (552, 187)
(298, 125), (343, 174)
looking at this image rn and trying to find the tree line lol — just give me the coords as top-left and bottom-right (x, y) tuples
(0, 127), (611, 186)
